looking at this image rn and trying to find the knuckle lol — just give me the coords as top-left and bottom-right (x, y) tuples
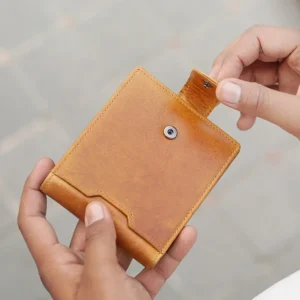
(212, 59), (219, 69)
(247, 24), (265, 34)
(17, 216), (24, 231)
(154, 264), (167, 282)
(254, 84), (270, 114)
(36, 249), (69, 286)
(23, 176), (31, 191)
(212, 55), (222, 67)
(86, 221), (108, 241)
(294, 123), (300, 139)
(287, 46), (300, 74)
(241, 83), (269, 115)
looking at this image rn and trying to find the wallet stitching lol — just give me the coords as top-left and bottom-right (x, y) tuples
(184, 83), (209, 115)
(178, 83), (187, 98)
(54, 68), (239, 253)
(42, 173), (85, 217)
(141, 70), (236, 146)
(160, 145), (239, 253)
(46, 172), (162, 267)
(179, 83), (198, 112)
(179, 82), (217, 118)
(55, 69), (139, 172)
(55, 70), (140, 231)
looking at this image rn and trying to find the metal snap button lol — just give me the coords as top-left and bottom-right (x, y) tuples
(203, 80), (213, 88)
(164, 126), (177, 140)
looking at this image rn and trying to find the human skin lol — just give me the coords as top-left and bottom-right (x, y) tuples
(18, 158), (197, 300)
(211, 25), (300, 138)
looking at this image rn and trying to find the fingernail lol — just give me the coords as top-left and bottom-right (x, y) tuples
(220, 82), (241, 104)
(85, 202), (104, 226)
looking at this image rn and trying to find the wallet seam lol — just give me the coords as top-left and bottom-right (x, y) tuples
(161, 145), (239, 253)
(54, 67), (239, 253)
(181, 82), (216, 117)
(141, 70), (236, 146)
(42, 172), (85, 217)
(178, 83), (198, 112)
(42, 173), (53, 194)
(44, 171), (163, 266)
(179, 81), (218, 118)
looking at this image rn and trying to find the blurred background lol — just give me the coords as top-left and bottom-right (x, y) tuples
(1, 0), (300, 299)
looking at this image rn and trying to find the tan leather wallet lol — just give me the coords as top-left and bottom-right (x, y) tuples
(41, 67), (240, 268)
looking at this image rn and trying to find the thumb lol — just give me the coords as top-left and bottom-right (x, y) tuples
(84, 202), (118, 273)
(216, 79), (300, 138)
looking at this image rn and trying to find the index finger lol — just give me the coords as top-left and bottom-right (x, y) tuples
(18, 158), (58, 267)
(136, 226), (197, 298)
(211, 25), (300, 81)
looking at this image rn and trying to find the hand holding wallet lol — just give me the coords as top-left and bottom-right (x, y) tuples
(41, 67), (240, 268)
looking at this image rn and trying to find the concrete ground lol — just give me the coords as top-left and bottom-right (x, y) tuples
(1, 0), (300, 299)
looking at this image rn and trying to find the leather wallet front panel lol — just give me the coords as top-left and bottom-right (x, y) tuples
(50, 68), (239, 253)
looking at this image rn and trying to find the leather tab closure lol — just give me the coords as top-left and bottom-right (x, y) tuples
(179, 69), (218, 117)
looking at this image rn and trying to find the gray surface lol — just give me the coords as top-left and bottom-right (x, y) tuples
(0, 0), (300, 299)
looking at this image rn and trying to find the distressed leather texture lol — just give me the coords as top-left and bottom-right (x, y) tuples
(179, 69), (218, 116)
(41, 67), (240, 268)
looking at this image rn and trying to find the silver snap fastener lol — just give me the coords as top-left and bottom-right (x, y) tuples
(203, 80), (213, 88)
(164, 126), (177, 140)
